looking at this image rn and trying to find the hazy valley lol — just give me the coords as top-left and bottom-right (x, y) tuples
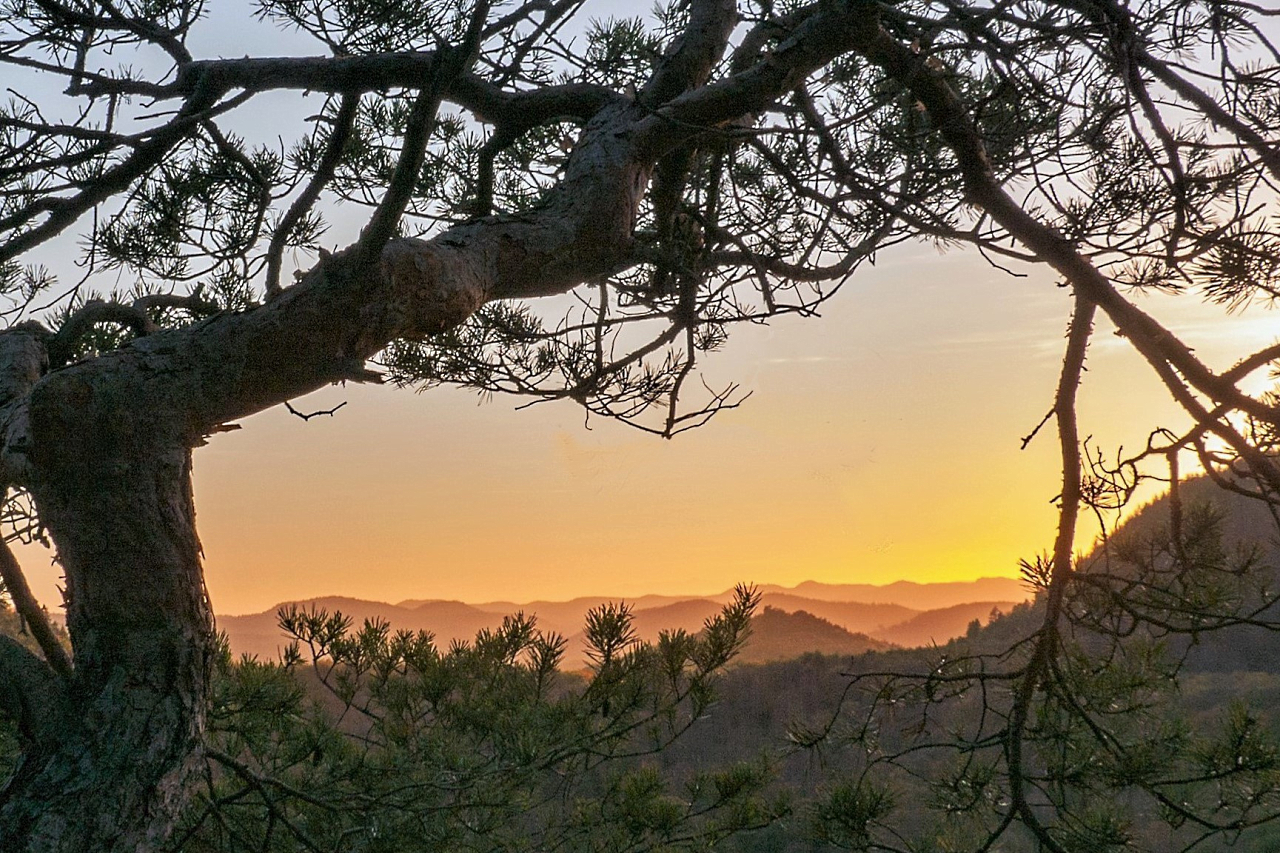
(217, 577), (1029, 668)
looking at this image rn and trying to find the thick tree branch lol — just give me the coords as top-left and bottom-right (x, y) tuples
(641, 0), (737, 107)
(66, 52), (432, 100)
(31, 296), (217, 369)
(8, 3), (1279, 851)
(355, 86), (450, 259)
(266, 95), (360, 299)
(48, 300), (155, 367)
(1051, 295), (1095, 596)
(469, 83), (627, 216)
(131, 293), (220, 316)
(1003, 294), (1096, 853)
(18, 102), (655, 446)
(358, 0), (490, 260)
(729, 8), (814, 75)
(640, 0), (736, 260)
(637, 0), (876, 155)
(0, 539), (70, 679)
(459, 77), (624, 127)
(3, 1), (886, 448)
(70, 51), (621, 128)
(1224, 343), (1280, 385)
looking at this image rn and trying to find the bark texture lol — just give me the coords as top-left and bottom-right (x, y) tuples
(0, 5), (762, 831)
(0, 327), (209, 849)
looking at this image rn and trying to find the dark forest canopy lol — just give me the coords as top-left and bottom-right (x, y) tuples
(2, 0), (1280, 851)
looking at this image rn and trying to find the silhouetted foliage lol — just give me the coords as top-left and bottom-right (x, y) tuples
(169, 587), (790, 852)
(2, 0), (1280, 850)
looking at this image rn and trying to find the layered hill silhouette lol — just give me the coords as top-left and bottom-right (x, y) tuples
(217, 474), (1280, 671)
(751, 577), (1029, 608)
(734, 607), (891, 664)
(869, 476), (1280, 674)
(217, 596), (499, 665)
(217, 578), (1028, 667)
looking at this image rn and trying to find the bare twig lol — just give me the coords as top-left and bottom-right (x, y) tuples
(285, 401), (348, 422)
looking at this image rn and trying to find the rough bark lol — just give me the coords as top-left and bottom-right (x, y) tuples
(1, 450), (210, 851)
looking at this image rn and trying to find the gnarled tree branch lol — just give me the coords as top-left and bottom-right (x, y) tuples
(0, 539), (70, 679)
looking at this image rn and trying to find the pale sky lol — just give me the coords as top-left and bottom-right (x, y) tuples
(10, 5), (1280, 616)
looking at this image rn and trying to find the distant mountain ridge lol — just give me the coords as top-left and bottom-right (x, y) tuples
(754, 577), (1028, 609)
(217, 597), (500, 664)
(218, 577), (1030, 666)
(398, 576), (1030, 620)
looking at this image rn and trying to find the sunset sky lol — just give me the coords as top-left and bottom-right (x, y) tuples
(19, 242), (1276, 616)
(12, 5), (1280, 616)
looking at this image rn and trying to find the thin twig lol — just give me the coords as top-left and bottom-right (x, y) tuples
(285, 401), (348, 422)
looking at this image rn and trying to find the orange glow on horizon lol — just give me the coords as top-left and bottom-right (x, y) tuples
(14, 250), (1279, 617)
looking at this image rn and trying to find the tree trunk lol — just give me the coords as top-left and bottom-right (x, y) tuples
(0, 352), (213, 852)
(0, 23), (768, 838)
(0, 147), (644, 847)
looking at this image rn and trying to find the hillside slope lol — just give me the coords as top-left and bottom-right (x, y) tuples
(735, 607), (892, 664)
(871, 600), (1016, 647)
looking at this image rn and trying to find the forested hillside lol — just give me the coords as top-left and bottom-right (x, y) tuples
(202, 480), (1280, 851)
(1086, 478), (1280, 675)
(5, 481), (1280, 851)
